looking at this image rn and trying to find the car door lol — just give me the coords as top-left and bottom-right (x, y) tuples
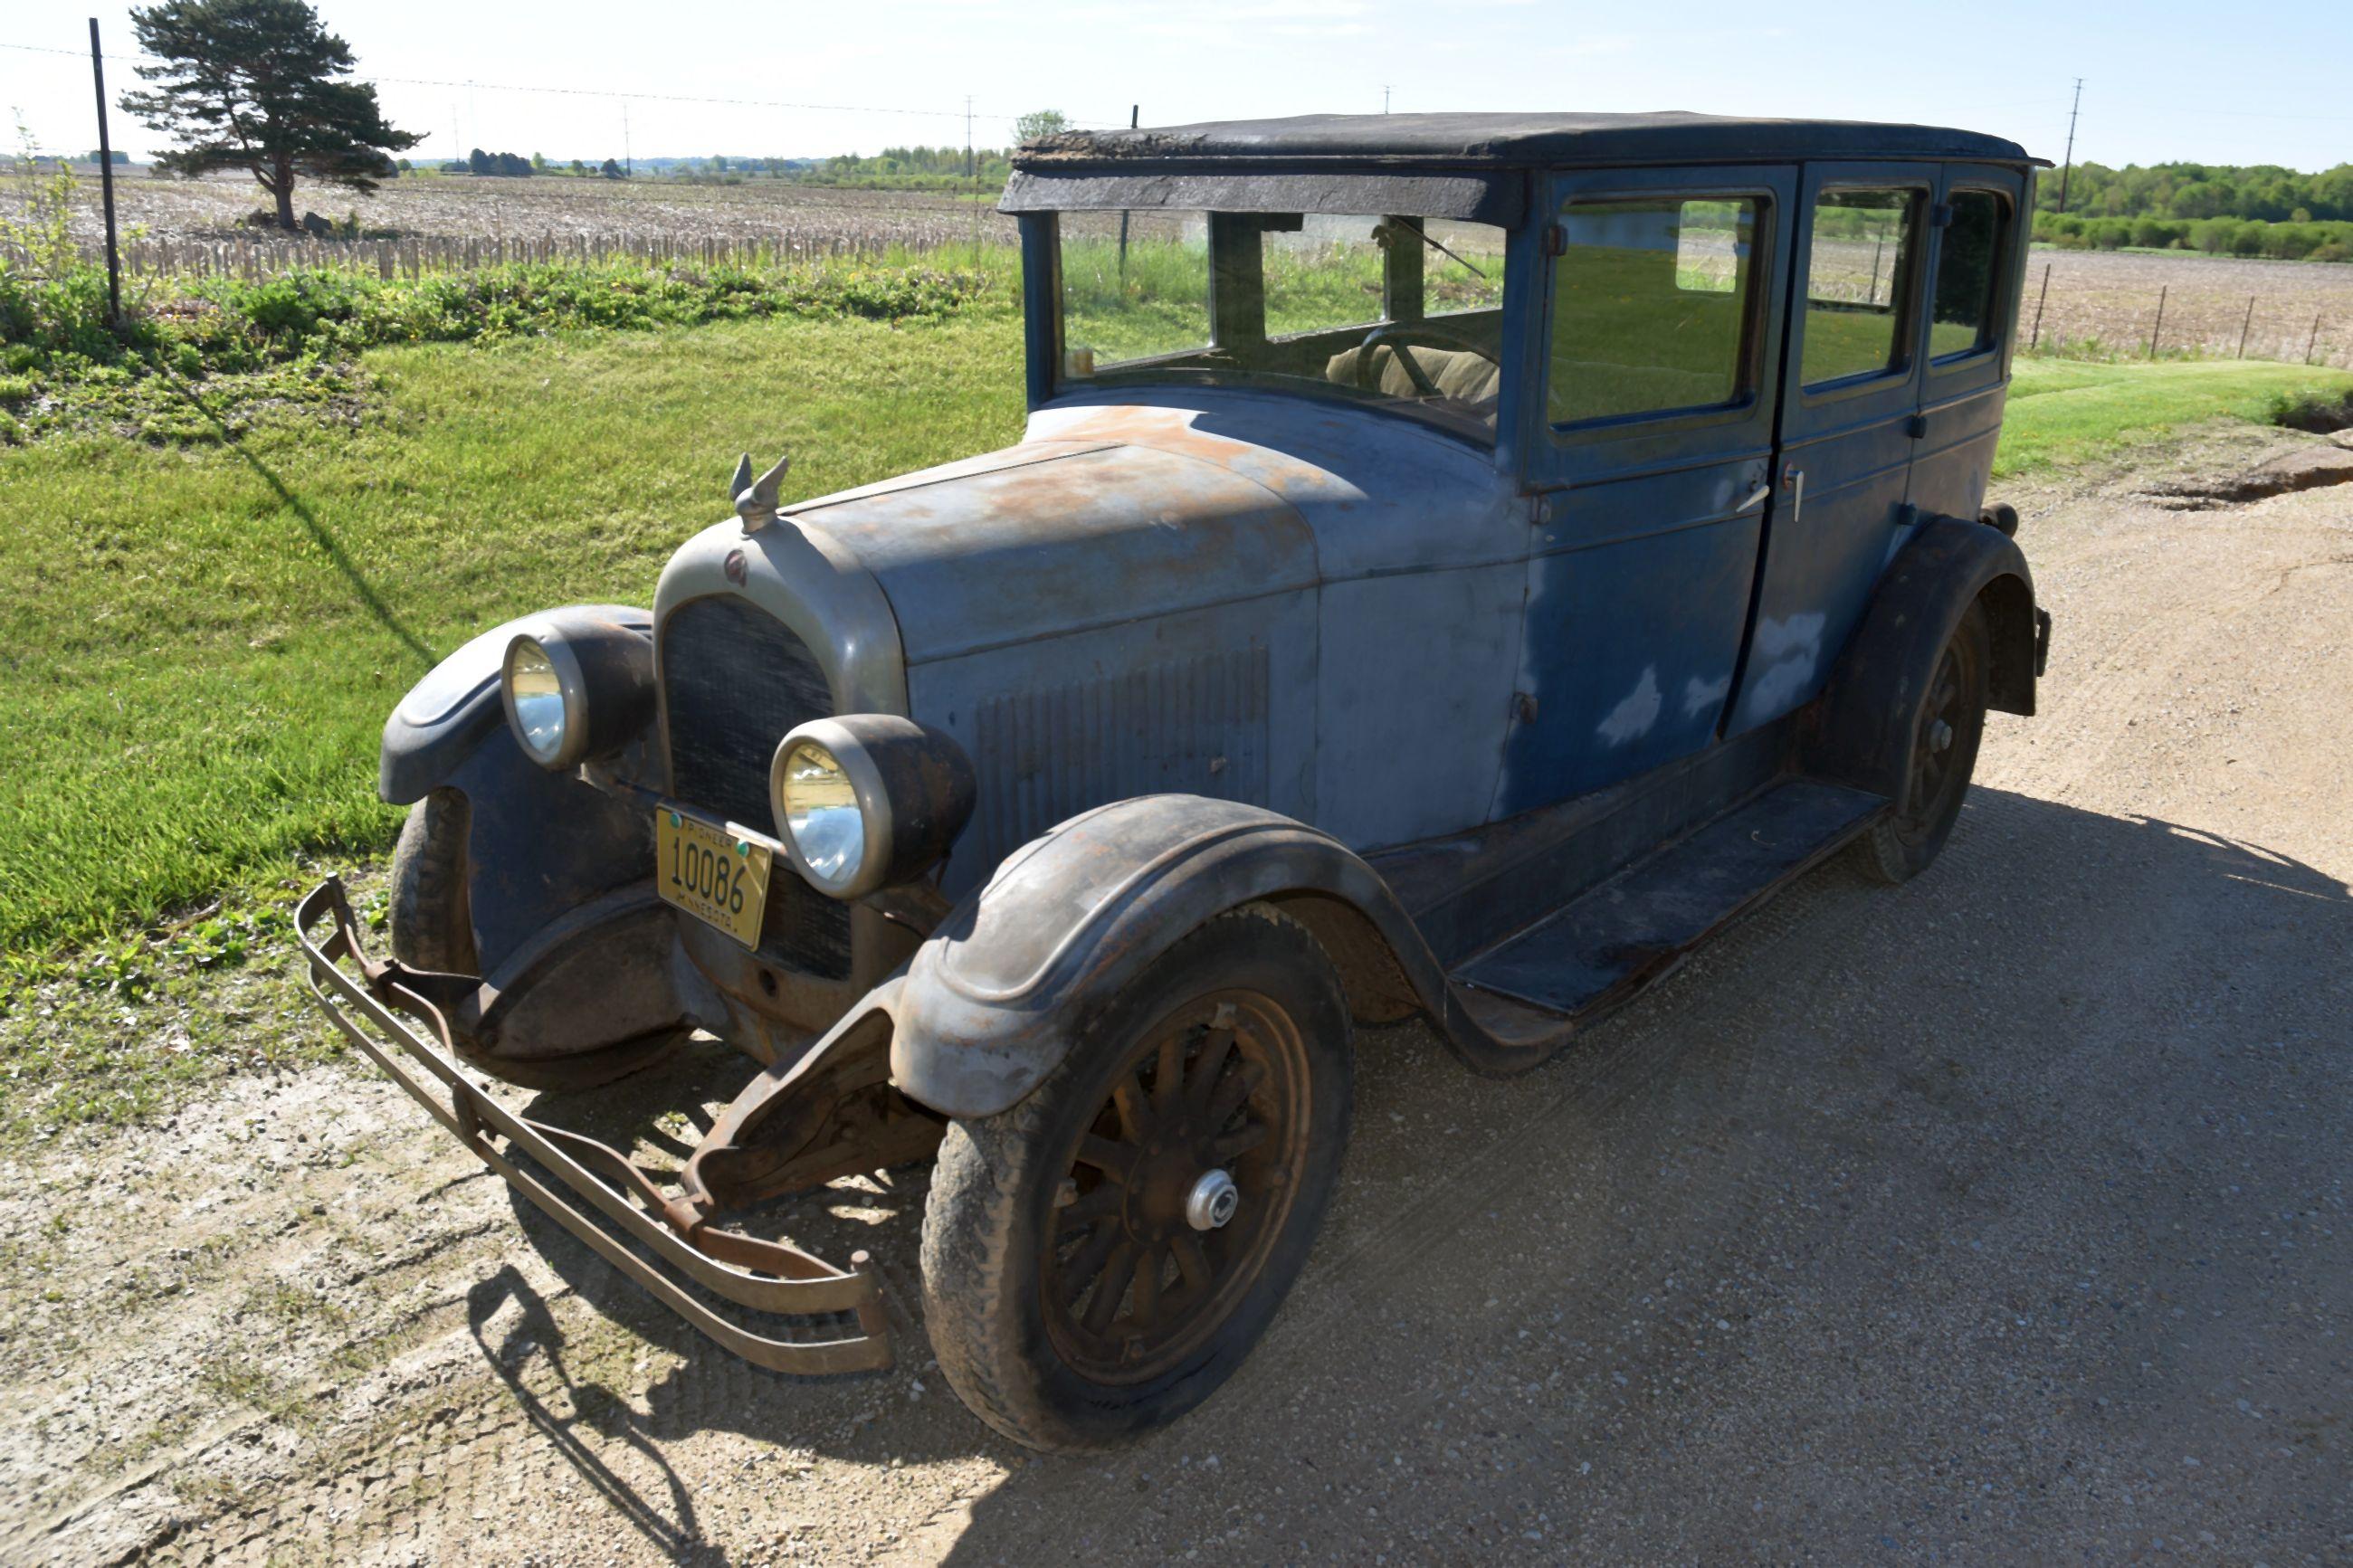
(1492, 164), (1796, 819)
(1907, 163), (2031, 524)
(1724, 161), (1936, 736)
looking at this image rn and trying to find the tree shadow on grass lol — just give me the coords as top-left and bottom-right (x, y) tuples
(168, 372), (438, 669)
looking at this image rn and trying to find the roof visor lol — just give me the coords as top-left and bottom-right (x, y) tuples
(1001, 166), (1523, 227)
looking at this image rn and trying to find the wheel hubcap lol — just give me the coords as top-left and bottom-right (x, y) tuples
(1040, 991), (1309, 1383)
(1185, 1169), (1240, 1231)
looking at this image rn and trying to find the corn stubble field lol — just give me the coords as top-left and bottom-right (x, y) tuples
(46, 168), (2353, 367)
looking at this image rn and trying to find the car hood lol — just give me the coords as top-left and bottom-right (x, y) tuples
(772, 402), (1345, 665)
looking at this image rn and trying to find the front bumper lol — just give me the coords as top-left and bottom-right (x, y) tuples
(294, 876), (891, 1375)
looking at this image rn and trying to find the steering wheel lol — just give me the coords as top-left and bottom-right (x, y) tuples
(1352, 321), (1500, 398)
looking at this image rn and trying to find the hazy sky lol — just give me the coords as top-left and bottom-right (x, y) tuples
(5, 0), (2348, 173)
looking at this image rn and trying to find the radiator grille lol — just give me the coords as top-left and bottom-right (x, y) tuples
(661, 594), (851, 979)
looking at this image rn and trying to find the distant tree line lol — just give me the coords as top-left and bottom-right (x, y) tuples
(2041, 162), (2353, 224)
(2033, 210), (2353, 262)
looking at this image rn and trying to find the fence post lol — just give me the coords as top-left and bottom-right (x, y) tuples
(2029, 261), (2051, 352)
(2148, 285), (2167, 360)
(89, 18), (123, 328)
(2310, 314), (2324, 366)
(2237, 295), (2254, 359)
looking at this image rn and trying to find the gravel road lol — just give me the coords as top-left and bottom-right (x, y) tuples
(5, 426), (2348, 1566)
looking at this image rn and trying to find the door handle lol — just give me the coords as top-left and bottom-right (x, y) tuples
(1781, 462), (1805, 525)
(1737, 482), (1772, 513)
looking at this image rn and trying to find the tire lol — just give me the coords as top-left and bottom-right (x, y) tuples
(1852, 600), (1991, 885)
(920, 904), (1354, 1450)
(389, 787), (477, 974)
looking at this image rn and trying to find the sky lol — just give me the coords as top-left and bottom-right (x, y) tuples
(3, 0), (2348, 174)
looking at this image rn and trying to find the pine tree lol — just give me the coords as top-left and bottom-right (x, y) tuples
(122, 0), (420, 230)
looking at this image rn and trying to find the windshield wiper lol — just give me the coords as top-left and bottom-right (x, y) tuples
(1400, 217), (1488, 281)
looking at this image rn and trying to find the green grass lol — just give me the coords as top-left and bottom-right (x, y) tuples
(1993, 357), (2353, 477)
(0, 309), (1027, 955)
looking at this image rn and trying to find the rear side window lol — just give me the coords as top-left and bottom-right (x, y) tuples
(1548, 196), (1761, 427)
(1801, 188), (1919, 386)
(1930, 189), (2009, 360)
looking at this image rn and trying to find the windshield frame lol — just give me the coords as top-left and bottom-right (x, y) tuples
(1025, 209), (1524, 451)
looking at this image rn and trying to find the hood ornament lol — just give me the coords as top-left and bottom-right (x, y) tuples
(730, 451), (791, 534)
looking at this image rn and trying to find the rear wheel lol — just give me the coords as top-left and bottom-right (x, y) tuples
(1852, 601), (1990, 884)
(920, 905), (1353, 1450)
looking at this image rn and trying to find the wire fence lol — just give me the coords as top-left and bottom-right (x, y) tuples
(12, 225), (2351, 370)
(2021, 259), (2348, 368)
(12, 225), (1017, 280)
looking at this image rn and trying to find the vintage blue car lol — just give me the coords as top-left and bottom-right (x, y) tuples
(300, 111), (2053, 1449)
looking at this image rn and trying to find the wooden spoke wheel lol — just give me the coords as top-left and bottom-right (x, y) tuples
(1043, 988), (1310, 1384)
(1853, 601), (1990, 884)
(920, 906), (1353, 1450)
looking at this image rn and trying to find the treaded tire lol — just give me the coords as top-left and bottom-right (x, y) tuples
(919, 904), (1354, 1450)
(389, 787), (477, 974)
(1852, 601), (1991, 885)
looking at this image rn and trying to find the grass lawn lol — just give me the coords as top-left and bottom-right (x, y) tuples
(0, 311), (1028, 955)
(1994, 357), (2353, 477)
(4, 324), (2349, 958)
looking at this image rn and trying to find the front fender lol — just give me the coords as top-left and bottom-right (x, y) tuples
(379, 603), (650, 804)
(887, 796), (1444, 1118)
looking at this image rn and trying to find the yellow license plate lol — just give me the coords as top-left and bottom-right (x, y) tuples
(655, 810), (772, 948)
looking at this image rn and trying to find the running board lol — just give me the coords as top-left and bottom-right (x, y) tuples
(1452, 778), (1887, 1022)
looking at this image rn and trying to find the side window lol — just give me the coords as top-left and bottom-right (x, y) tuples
(1548, 195), (1761, 427)
(1930, 189), (2009, 360)
(1413, 219), (1506, 318)
(1800, 188), (1919, 387)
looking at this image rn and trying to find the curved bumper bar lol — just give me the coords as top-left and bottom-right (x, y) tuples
(294, 876), (891, 1376)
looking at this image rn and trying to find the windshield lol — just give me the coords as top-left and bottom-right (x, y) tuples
(1054, 210), (1509, 442)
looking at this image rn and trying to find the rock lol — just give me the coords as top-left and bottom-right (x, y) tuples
(300, 211), (334, 237)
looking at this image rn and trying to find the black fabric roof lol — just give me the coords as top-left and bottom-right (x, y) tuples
(1017, 112), (2041, 169)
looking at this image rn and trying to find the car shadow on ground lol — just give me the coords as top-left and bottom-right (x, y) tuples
(486, 785), (2350, 1561)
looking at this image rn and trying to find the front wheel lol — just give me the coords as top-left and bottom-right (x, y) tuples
(919, 905), (1354, 1450)
(1851, 600), (1990, 884)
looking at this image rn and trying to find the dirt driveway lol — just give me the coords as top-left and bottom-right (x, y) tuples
(5, 430), (2350, 1566)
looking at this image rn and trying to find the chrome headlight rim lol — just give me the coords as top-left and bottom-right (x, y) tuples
(769, 718), (897, 900)
(500, 630), (591, 770)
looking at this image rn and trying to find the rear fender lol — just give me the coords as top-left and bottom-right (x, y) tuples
(888, 796), (1452, 1118)
(1804, 518), (2040, 809)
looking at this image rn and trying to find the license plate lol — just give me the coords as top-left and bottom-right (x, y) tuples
(655, 810), (771, 948)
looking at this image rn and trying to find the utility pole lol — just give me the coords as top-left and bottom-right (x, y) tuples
(622, 101), (632, 178)
(2055, 77), (2083, 215)
(1383, 84), (1393, 114)
(88, 17), (121, 328)
(966, 95), (977, 253)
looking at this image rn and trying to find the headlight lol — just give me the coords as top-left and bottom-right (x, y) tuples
(500, 622), (653, 771)
(503, 637), (574, 765)
(776, 739), (865, 887)
(769, 717), (976, 900)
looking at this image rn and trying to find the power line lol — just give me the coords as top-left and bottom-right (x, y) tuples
(0, 39), (1129, 130)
